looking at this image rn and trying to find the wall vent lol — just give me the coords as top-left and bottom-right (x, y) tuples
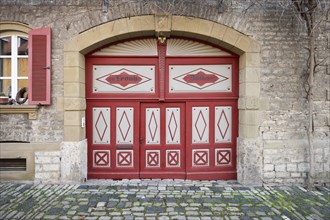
(0, 158), (27, 171)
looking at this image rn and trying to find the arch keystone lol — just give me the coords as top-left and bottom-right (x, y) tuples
(155, 14), (172, 35)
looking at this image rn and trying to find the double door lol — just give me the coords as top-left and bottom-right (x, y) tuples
(140, 102), (186, 179)
(87, 100), (236, 180)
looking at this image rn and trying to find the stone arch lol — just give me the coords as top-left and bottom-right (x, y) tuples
(62, 15), (262, 184)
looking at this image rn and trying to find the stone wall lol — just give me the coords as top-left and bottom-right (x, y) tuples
(0, 0), (329, 185)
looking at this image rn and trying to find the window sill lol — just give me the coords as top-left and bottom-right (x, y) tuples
(0, 105), (39, 120)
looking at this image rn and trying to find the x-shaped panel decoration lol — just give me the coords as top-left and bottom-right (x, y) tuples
(116, 150), (133, 167)
(146, 150), (160, 168)
(192, 149), (209, 166)
(166, 150), (180, 167)
(93, 150), (110, 167)
(215, 149), (231, 166)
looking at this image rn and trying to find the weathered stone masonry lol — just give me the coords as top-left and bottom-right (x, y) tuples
(0, 0), (329, 185)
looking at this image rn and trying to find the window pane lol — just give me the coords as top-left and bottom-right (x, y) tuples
(0, 37), (11, 55)
(18, 79), (28, 91)
(0, 79), (11, 95)
(17, 36), (28, 55)
(0, 58), (11, 77)
(18, 58), (28, 77)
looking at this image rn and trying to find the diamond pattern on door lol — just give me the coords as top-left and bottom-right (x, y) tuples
(93, 65), (155, 93)
(166, 150), (180, 167)
(215, 149), (231, 166)
(93, 108), (110, 144)
(116, 150), (133, 167)
(168, 65), (232, 93)
(192, 107), (209, 143)
(192, 149), (209, 166)
(146, 150), (160, 167)
(146, 108), (160, 144)
(116, 107), (133, 144)
(166, 108), (180, 144)
(93, 150), (110, 167)
(215, 107), (232, 143)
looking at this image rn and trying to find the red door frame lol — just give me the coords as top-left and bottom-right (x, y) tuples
(86, 37), (239, 180)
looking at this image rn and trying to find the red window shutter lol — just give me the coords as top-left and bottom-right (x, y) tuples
(28, 27), (51, 105)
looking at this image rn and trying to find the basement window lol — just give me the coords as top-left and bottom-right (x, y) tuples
(0, 158), (26, 171)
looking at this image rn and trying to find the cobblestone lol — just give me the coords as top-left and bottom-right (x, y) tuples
(0, 180), (329, 219)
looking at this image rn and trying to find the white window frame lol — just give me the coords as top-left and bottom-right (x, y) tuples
(0, 33), (28, 98)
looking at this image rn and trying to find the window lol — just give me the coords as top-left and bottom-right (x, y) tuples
(0, 23), (51, 105)
(0, 34), (28, 98)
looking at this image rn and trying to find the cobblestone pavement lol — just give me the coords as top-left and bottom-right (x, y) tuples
(0, 179), (329, 220)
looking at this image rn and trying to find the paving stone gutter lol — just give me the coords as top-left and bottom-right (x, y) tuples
(0, 179), (329, 220)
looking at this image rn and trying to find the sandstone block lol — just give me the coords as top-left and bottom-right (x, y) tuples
(264, 164), (274, 171)
(290, 172), (301, 178)
(275, 164), (286, 172)
(263, 172), (275, 179)
(276, 172), (289, 178)
(286, 163), (297, 172)
(298, 163), (310, 172)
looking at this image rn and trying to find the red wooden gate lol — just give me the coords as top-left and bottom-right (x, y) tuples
(86, 38), (238, 180)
